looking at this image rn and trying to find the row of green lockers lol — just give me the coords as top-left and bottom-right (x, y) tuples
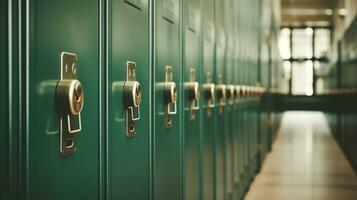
(323, 16), (357, 172)
(0, 0), (284, 200)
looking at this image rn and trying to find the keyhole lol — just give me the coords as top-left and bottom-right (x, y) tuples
(74, 83), (82, 103)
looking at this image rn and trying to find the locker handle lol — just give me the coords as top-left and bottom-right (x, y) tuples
(56, 52), (84, 156)
(185, 68), (199, 120)
(226, 84), (235, 105)
(235, 85), (241, 104)
(216, 84), (226, 106)
(163, 66), (177, 128)
(123, 61), (141, 138)
(163, 82), (177, 114)
(203, 83), (215, 108)
(186, 81), (200, 110)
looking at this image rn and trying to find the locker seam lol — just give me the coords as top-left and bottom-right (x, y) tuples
(149, 0), (154, 200)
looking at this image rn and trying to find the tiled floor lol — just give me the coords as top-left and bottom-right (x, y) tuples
(245, 111), (357, 200)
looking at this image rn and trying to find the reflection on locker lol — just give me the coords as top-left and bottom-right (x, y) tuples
(6, 0), (357, 200)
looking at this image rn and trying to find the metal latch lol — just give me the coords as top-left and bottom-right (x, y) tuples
(185, 69), (200, 120)
(123, 61), (142, 138)
(241, 85), (247, 99)
(216, 75), (226, 114)
(203, 72), (215, 117)
(56, 52), (84, 156)
(226, 84), (235, 106)
(235, 85), (241, 105)
(163, 66), (177, 128)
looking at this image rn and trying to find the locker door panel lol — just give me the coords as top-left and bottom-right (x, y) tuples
(153, 0), (181, 200)
(224, 0), (236, 198)
(182, 0), (202, 199)
(107, 1), (150, 199)
(26, 1), (101, 199)
(214, 1), (226, 199)
(0, 1), (9, 199)
(202, 0), (215, 199)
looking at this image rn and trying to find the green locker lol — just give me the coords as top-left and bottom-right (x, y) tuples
(234, 0), (245, 197)
(2, 1), (22, 200)
(182, 0), (202, 199)
(153, 0), (181, 200)
(224, 0), (236, 199)
(258, 0), (270, 164)
(25, 0), (102, 199)
(1, 1), (9, 199)
(107, 1), (151, 199)
(214, 1), (227, 200)
(201, 0), (215, 199)
(231, 1), (241, 198)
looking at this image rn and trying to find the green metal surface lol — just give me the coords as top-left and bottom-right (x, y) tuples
(224, 1), (235, 199)
(26, 0), (102, 199)
(234, 1), (244, 198)
(107, 1), (151, 199)
(1, 1), (9, 199)
(214, 1), (226, 200)
(0, 1), (284, 199)
(2, 2), (22, 200)
(153, 0), (181, 200)
(201, 0), (215, 199)
(182, 0), (202, 199)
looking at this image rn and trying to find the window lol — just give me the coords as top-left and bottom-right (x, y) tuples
(279, 28), (291, 59)
(278, 27), (331, 95)
(292, 28), (313, 59)
(292, 61), (313, 96)
(314, 29), (330, 59)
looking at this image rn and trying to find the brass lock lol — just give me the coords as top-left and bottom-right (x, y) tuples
(187, 81), (200, 104)
(241, 85), (247, 98)
(248, 87), (252, 97)
(203, 72), (215, 117)
(245, 86), (250, 97)
(216, 76), (226, 114)
(163, 66), (177, 128)
(248, 86), (253, 97)
(185, 69), (200, 120)
(203, 83), (215, 105)
(124, 61), (141, 138)
(254, 87), (259, 97)
(234, 85), (241, 104)
(123, 81), (141, 108)
(226, 84), (235, 105)
(57, 80), (84, 116)
(164, 82), (177, 108)
(56, 52), (84, 156)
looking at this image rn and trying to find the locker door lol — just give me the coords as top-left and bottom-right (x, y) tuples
(25, 1), (101, 199)
(235, 0), (245, 197)
(201, 0), (215, 199)
(1, 2), (21, 200)
(107, 1), (150, 199)
(153, 0), (181, 200)
(259, 38), (270, 163)
(224, 0), (236, 199)
(182, 0), (202, 199)
(0, 1), (9, 199)
(214, 1), (226, 200)
(231, 0), (240, 198)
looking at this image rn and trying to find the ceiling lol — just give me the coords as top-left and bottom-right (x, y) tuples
(281, 0), (336, 27)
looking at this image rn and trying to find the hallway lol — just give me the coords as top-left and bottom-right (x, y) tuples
(246, 111), (357, 200)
